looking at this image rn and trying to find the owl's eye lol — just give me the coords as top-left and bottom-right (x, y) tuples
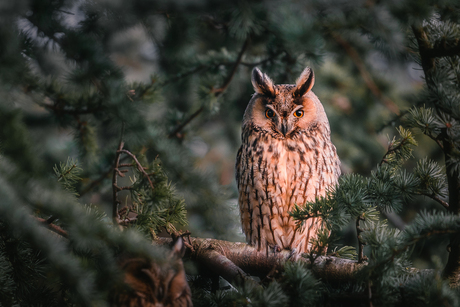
(265, 109), (275, 118)
(294, 110), (304, 118)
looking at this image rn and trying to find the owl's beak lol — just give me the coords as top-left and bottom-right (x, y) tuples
(280, 119), (291, 136)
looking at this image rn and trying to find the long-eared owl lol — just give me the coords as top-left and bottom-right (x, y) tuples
(236, 67), (341, 254)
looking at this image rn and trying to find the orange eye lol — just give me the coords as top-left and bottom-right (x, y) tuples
(265, 109), (275, 118)
(294, 110), (304, 118)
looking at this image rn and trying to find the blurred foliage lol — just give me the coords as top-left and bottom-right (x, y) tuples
(1, 0), (460, 305)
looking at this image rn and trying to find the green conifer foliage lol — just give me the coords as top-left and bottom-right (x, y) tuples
(1, 0), (460, 305)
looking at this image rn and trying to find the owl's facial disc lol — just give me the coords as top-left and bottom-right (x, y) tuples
(264, 104), (303, 137)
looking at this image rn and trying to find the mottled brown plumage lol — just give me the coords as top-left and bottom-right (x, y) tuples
(111, 238), (192, 307)
(236, 67), (340, 254)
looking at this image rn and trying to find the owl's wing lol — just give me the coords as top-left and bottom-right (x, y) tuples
(235, 145), (243, 188)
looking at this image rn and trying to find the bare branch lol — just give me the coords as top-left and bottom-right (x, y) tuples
(80, 159), (128, 197)
(211, 37), (250, 95)
(168, 106), (205, 139)
(112, 140), (124, 222)
(168, 38), (250, 139)
(419, 192), (449, 209)
(117, 149), (155, 191)
(356, 214), (368, 263)
(425, 132), (444, 150)
(35, 217), (68, 238)
(331, 32), (400, 115)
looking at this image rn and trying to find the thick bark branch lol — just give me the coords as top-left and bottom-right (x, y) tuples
(156, 237), (366, 283)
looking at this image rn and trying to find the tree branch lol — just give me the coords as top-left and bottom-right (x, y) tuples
(112, 140), (124, 222)
(356, 214), (367, 263)
(117, 149), (155, 191)
(331, 32), (400, 115)
(156, 237), (366, 283)
(168, 106), (205, 139)
(379, 136), (409, 166)
(35, 217), (68, 238)
(419, 192), (449, 209)
(412, 24), (460, 285)
(211, 37), (250, 95)
(168, 37), (250, 139)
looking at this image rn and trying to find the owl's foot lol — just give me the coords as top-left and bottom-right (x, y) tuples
(272, 244), (282, 253)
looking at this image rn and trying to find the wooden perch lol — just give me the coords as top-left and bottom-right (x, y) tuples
(156, 237), (366, 283)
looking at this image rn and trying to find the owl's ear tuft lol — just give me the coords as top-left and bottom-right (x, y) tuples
(251, 67), (276, 97)
(294, 67), (315, 97)
(170, 236), (186, 259)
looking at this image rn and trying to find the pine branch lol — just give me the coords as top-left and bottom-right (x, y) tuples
(168, 37), (250, 139)
(117, 149), (155, 190)
(212, 37), (249, 95)
(112, 140), (124, 222)
(425, 132), (444, 149)
(419, 192), (449, 209)
(57, 164), (77, 181)
(412, 23), (460, 285)
(412, 27), (460, 59)
(370, 229), (458, 273)
(356, 214), (367, 263)
(35, 101), (104, 116)
(240, 51), (285, 67)
(330, 32), (400, 115)
(168, 106), (205, 139)
(379, 139), (405, 166)
(35, 217), (69, 238)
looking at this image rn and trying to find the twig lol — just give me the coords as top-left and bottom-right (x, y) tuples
(425, 132), (444, 149)
(161, 66), (207, 86)
(57, 164), (77, 181)
(212, 37), (250, 95)
(168, 106), (205, 139)
(35, 217), (68, 238)
(419, 192), (449, 209)
(379, 136), (409, 166)
(36, 101), (104, 115)
(46, 216), (57, 224)
(331, 32), (400, 115)
(117, 149), (155, 190)
(79, 158), (128, 197)
(240, 51), (285, 67)
(119, 216), (138, 226)
(368, 280), (374, 307)
(113, 184), (134, 191)
(168, 38), (250, 139)
(356, 214), (367, 263)
(382, 211), (406, 231)
(115, 168), (128, 177)
(112, 139), (124, 222)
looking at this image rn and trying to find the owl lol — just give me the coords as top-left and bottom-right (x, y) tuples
(236, 67), (341, 254)
(111, 238), (192, 307)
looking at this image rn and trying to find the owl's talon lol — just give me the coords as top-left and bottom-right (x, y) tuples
(288, 248), (297, 260)
(272, 245), (281, 253)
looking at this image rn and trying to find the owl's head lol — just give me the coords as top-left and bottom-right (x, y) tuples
(242, 67), (329, 138)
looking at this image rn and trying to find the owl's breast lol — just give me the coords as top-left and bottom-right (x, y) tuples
(246, 134), (308, 206)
